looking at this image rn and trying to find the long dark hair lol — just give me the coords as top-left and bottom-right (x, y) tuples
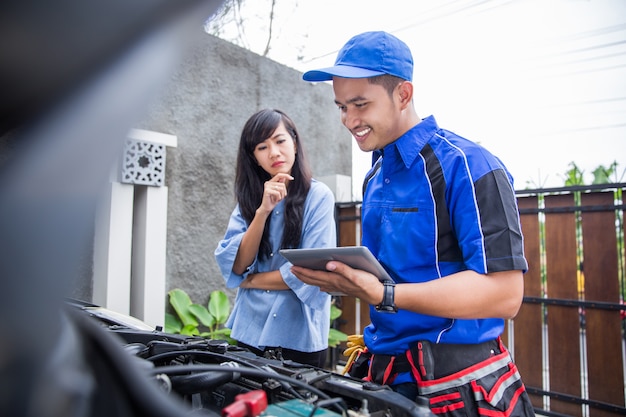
(235, 109), (312, 260)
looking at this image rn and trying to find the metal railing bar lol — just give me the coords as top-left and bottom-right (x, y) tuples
(526, 386), (626, 414)
(519, 204), (626, 215)
(523, 296), (625, 311)
(517, 183), (626, 196)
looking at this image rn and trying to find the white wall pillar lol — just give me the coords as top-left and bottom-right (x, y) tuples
(318, 174), (353, 203)
(92, 181), (134, 314)
(130, 185), (169, 328)
(92, 128), (176, 326)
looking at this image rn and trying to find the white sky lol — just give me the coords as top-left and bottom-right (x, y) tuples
(211, 0), (626, 200)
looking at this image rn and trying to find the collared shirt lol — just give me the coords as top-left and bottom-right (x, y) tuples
(362, 115), (528, 354)
(214, 179), (336, 352)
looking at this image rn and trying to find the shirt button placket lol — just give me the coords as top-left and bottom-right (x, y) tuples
(383, 178), (391, 225)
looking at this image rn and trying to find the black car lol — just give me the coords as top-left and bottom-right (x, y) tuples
(67, 298), (433, 417)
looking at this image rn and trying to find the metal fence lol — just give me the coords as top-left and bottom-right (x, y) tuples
(332, 183), (626, 417)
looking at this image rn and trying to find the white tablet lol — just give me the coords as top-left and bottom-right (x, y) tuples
(279, 246), (393, 282)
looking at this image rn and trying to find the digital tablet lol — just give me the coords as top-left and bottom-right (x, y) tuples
(279, 246), (393, 282)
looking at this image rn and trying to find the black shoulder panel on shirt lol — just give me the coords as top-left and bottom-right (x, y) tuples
(421, 144), (463, 263)
(362, 156), (383, 199)
(475, 169), (528, 272)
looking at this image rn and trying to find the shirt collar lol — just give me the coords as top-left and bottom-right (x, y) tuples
(382, 115), (439, 169)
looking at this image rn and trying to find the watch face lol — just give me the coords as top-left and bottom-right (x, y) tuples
(376, 305), (398, 313)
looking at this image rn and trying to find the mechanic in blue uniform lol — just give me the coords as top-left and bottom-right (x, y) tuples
(293, 31), (535, 416)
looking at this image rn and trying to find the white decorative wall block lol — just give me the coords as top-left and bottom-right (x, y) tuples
(121, 139), (165, 186)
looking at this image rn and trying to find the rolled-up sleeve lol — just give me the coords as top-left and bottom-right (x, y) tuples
(214, 205), (256, 288)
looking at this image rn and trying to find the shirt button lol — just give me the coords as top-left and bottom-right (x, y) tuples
(384, 178), (390, 184)
(273, 314), (277, 318)
(270, 252), (274, 257)
(266, 290), (270, 293)
(275, 211), (280, 215)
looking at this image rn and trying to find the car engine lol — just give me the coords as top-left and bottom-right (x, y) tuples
(69, 300), (434, 417)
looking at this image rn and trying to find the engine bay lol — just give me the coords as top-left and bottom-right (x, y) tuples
(70, 300), (434, 417)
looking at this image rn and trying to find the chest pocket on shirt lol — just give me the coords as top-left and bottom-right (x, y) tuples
(383, 205), (434, 264)
(392, 207), (419, 213)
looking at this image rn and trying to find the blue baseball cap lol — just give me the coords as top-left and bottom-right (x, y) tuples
(303, 31), (413, 82)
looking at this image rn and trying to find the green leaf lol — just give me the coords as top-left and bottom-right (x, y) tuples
(180, 324), (200, 336)
(164, 313), (182, 334)
(563, 162), (585, 186)
(328, 328), (349, 347)
(210, 328), (235, 345)
(189, 303), (215, 328)
(208, 290), (230, 324)
(211, 328), (232, 338)
(330, 304), (342, 321)
(168, 288), (198, 327)
(329, 328), (348, 341)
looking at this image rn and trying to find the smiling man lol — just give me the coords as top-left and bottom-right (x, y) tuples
(296, 31), (535, 416)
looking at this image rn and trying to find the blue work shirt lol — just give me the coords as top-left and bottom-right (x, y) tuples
(362, 116), (528, 354)
(215, 179), (336, 352)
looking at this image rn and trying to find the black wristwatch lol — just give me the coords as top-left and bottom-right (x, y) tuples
(375, 280), (397, 313)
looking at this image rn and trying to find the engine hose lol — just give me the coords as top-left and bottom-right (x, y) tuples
(169, 361), (241, 394)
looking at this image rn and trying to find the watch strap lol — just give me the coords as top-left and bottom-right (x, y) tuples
(375, 280), (397, 313)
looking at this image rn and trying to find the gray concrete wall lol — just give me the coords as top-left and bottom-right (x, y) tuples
(133, 33), (351, 306)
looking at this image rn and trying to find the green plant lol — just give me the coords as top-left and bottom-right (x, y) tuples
(592, 160), (625, 184)
(165, 288), (349, 349)
(328, 302), (349, 348)
(562, 161), (585, 186)
(165, 288), (234, 343)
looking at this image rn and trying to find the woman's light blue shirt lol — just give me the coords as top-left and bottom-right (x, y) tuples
(214, 179), (336, 352)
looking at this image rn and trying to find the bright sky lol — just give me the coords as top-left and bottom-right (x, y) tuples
(210, 0), (626, 199)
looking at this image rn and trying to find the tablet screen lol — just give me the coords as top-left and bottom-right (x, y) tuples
(279, 246), (393, 282)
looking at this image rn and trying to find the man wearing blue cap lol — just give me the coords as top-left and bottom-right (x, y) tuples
(293, 31), (535, 416)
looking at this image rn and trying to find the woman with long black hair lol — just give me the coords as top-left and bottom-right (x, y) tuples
(215, 109), (336, 368)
